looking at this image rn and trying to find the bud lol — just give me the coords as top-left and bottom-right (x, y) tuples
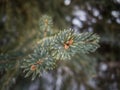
(30, 65), (37, 71)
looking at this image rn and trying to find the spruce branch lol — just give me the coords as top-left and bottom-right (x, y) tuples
(39, 15), (53, 38)
(51, 29), (100, 60)
(21, 45), (56, 80)
(0, 15), (100, 80)
(21, 29), (100, 80)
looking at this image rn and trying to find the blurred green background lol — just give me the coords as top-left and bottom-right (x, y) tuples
(0, 0), (120, 90)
